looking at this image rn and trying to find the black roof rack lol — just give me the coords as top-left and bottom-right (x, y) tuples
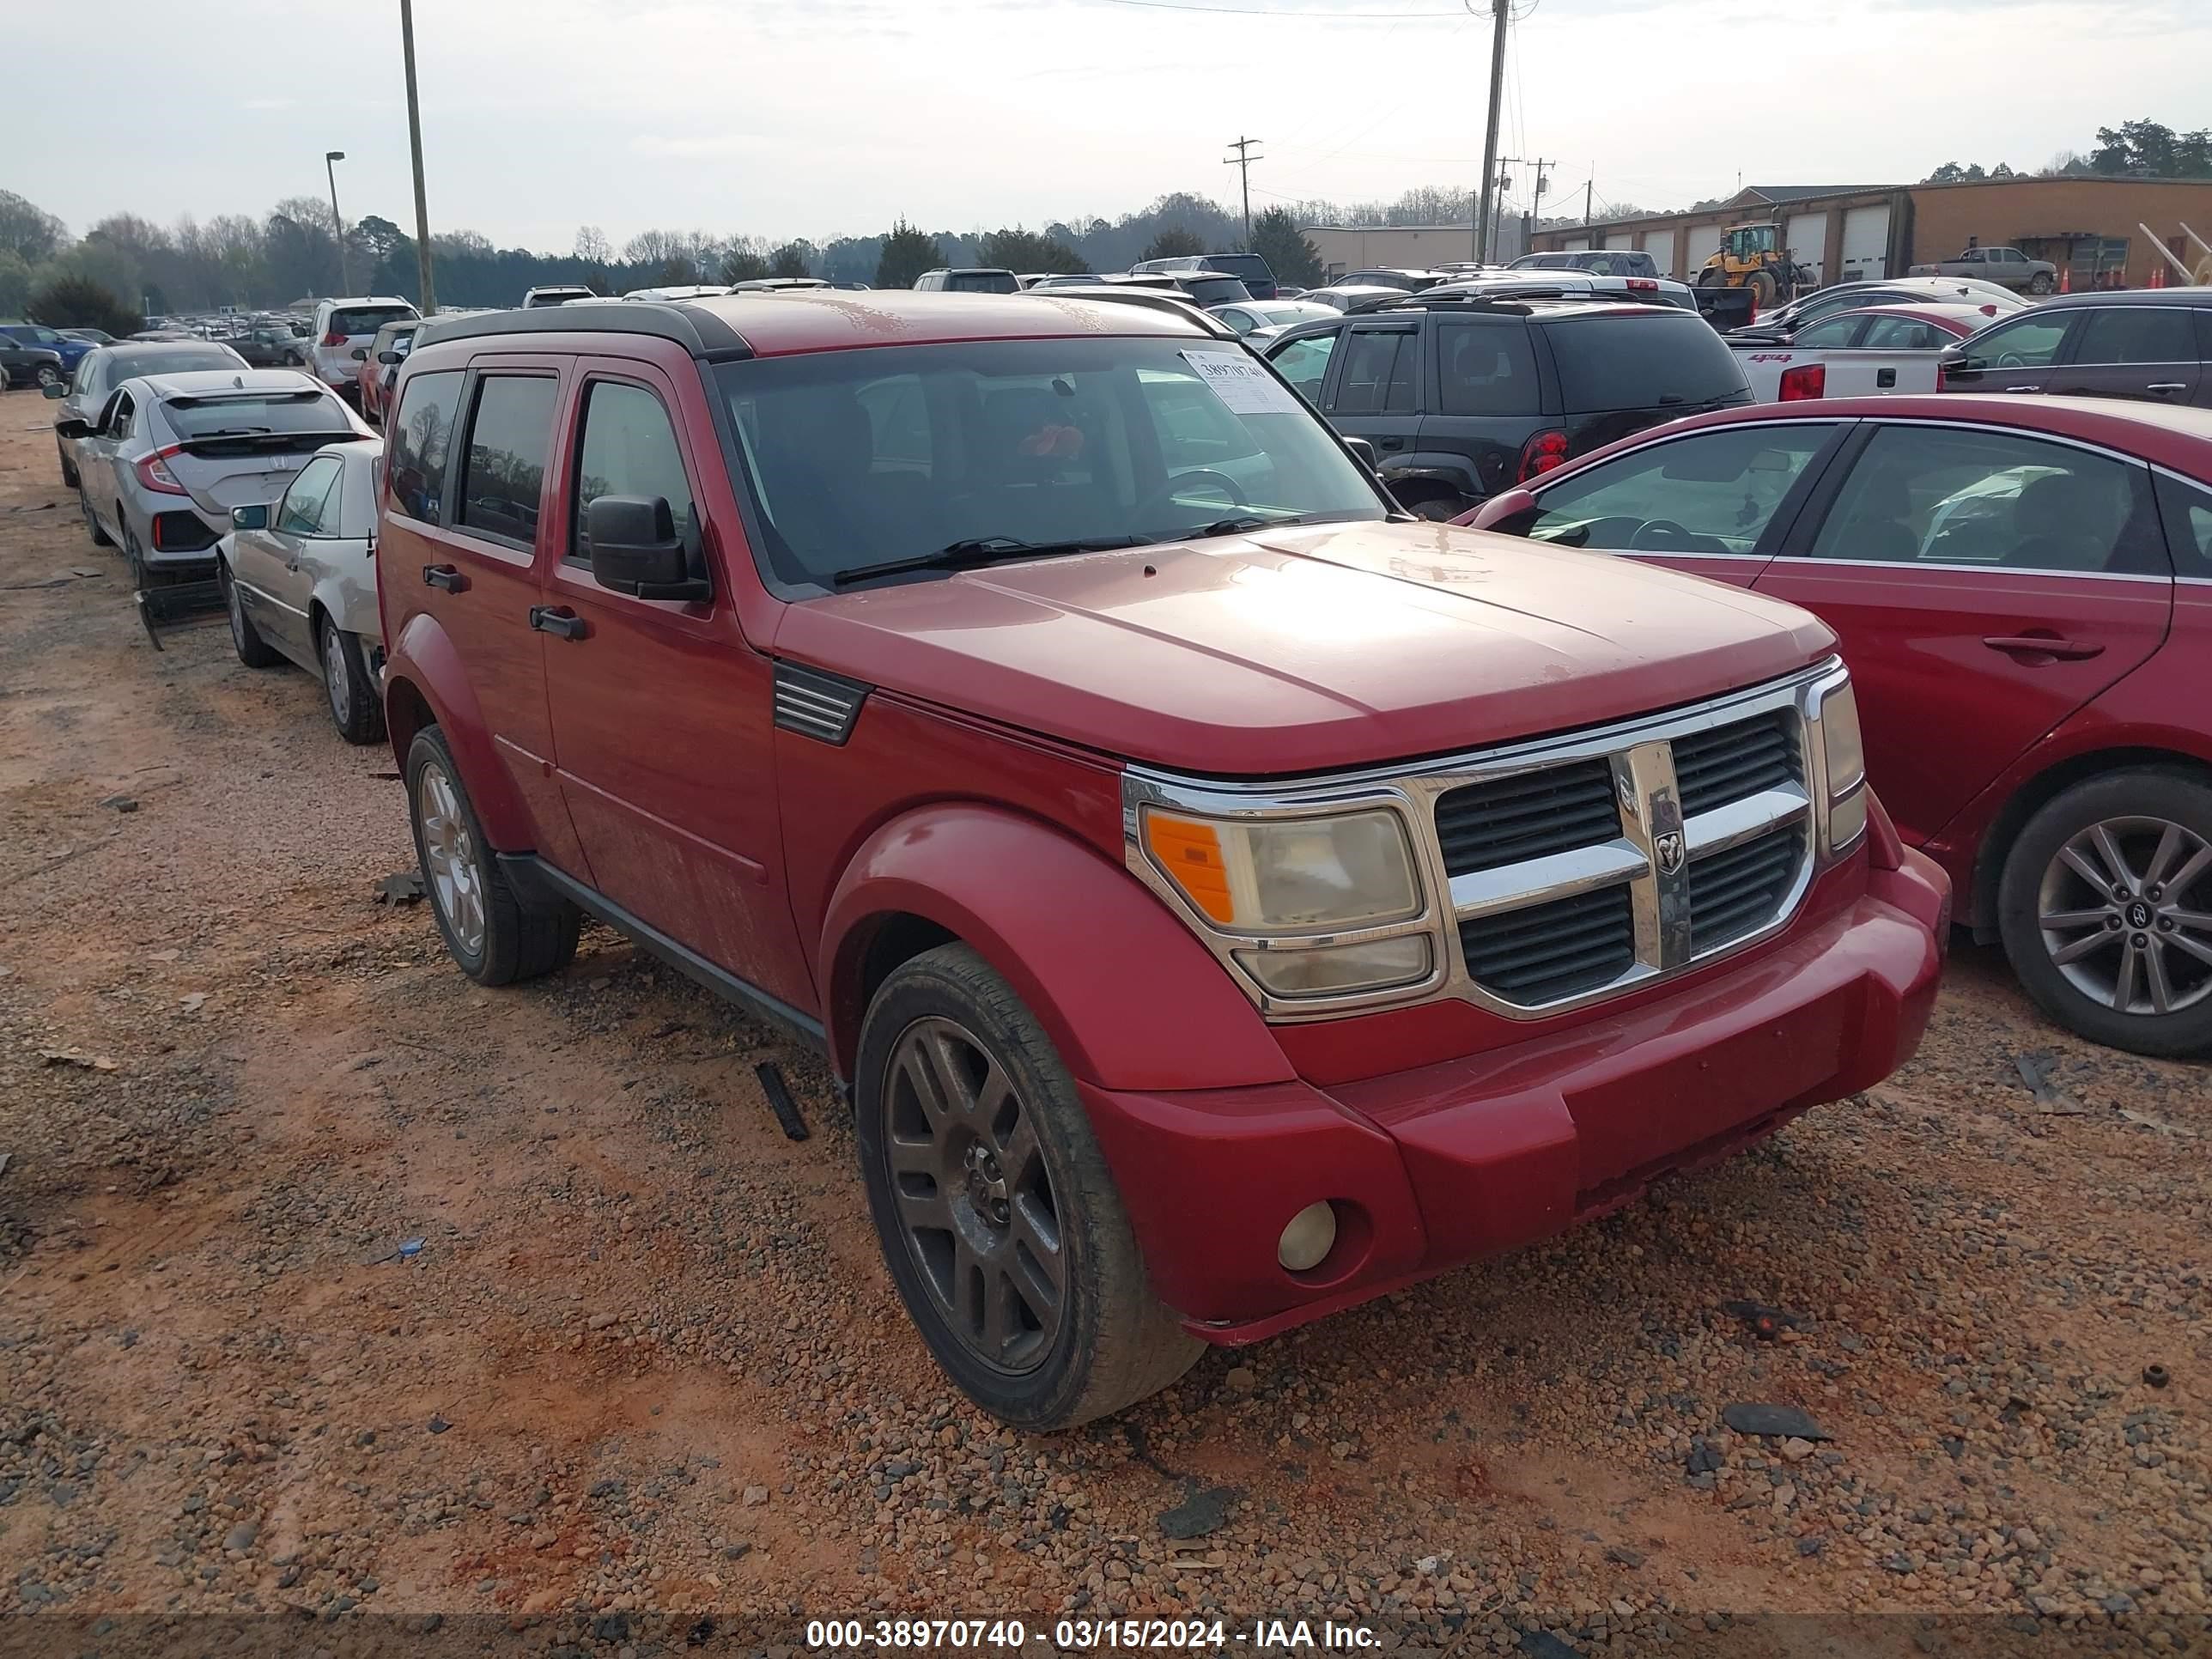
(411, 301), (754, 359)
(1345, 289), (1663, 316)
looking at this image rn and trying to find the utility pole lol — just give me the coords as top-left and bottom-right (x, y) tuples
(1583, 176), (1595, 227)
(400, 0), (437, 313)
(1474, 0), (1509, 262)
(325, 150), (349, 294)
(1224, 137), (1262, 246)
(1499, 156), (1553, 259)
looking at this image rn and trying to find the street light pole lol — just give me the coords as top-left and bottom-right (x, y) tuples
(400, 0), (437, 313)
(325, 150), (349, 294)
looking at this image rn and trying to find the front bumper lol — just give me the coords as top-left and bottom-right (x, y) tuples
(1079, 851), (1948, 1342)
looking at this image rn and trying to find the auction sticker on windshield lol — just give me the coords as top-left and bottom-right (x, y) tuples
(1182, 349), (1305, 416)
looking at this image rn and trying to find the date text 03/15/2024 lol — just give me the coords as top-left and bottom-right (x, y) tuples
(804, 1618), (1382, 1650)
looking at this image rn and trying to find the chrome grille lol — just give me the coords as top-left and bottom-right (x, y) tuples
(1674, 711), (1800, 817)
(1689, 827), (1807, 955)
(1435, 758), (1620, 876)
(1459, 884), (1635, 1005)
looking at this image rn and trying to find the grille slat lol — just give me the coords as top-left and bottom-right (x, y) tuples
(1460, 883), (1635, 1005)
(1674, 712), (1800, 817)
(1436, 758), (1620, 877)
(1687, 828), (1805, 954)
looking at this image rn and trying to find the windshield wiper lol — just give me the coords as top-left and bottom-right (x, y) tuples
(830, 534), (1146, 587)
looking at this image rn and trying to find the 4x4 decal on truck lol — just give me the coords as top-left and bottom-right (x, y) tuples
(773, 661), (871, 744)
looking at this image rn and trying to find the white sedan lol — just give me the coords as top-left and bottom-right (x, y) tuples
(216, 436), (388, 744)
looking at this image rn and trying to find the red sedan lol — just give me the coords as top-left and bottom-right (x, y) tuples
(1461, 393), (2212, 1056)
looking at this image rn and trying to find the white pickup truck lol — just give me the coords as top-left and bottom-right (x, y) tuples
(1726, 302), (1987, 402)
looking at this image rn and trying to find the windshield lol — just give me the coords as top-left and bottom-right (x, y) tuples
(161, 390), (351, 440)
(714, 336), (1385, 587)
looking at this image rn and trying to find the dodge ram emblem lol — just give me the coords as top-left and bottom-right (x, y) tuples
(1655, 830), (1686, 875)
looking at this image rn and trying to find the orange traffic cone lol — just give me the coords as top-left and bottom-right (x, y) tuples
(2057, 262), (2069, 294)
(2150, 262), (2166, 289)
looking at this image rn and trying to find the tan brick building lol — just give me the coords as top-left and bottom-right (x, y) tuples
(1527, 177), (2212, 290)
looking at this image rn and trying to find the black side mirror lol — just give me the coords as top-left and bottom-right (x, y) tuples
(53, 416), (90, 440)
(350, 346), (369, 361)
(377, 350), (402, 364)
(41, 381), (66, 400)
(230, 503), (270, 532)
(586, 495), (708, 600)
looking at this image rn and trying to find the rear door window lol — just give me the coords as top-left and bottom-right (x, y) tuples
(1807, 425), (2163, 574)
(387, 369), (465, 523)
(1332, 328), (1415, 415)
(1544, 312), (1748, 412)
(456, 374), (559, 546)
(2070, 307), (2197, 366)
(1519, 425), (1836, 555)
(1434, 320), (1540, 416)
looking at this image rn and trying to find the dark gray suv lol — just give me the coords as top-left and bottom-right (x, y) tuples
(1261, 295), (1753, 518)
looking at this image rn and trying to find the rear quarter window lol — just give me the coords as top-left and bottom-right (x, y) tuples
(386, 369), (465, 522)
(1544, 312), (1749, 413)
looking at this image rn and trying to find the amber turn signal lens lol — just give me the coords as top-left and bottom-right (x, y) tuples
(1143, 811), (1236, 924)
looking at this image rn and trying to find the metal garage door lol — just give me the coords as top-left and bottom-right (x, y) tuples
(1686, 222), (1725, 277)
(1561, 237), (1590, 251)
(1785, 212), (1828, 287)
(1643, 229), (1676, 277)
(1839, 204), (1892, 281)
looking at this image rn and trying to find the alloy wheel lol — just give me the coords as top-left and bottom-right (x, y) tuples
(2037, 816), (2212, 1017)
(416, 760), (488, 957)
(324, 623), (350, 725)
(35, 365), (61, 389)
(880, 1015), (1066, 1376)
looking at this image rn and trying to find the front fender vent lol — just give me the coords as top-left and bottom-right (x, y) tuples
(774, 661), (870, 745)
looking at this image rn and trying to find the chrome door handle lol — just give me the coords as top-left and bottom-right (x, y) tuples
(2003, 384), (2039, 392)
(2144, 382), (2186, 394)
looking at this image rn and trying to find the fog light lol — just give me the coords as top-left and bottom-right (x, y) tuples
(1276, 1201), (1338, 1273)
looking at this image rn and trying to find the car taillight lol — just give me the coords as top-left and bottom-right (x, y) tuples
(1517, 429), (1570, 483)
(1979, 303), (1998, 316)
(322, 330), (347, 348)
(1778, 363), (1826, 401)
(1626, 277), (1657, 291)
(134, 446), (188, 495)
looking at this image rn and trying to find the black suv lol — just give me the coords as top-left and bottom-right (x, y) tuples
(1260, 295), (1753, 518)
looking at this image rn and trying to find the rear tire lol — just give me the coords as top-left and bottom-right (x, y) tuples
(221, 560), (283, 668)
(855, 943), (1202, 1430)
(121, 519), (149, 591)
(319, 614), (386, 745)
(57, 445), (77, 490)
(2027, 272), (2055, 296)
(1748, 269), (1778, 309)
(1399, 490), (1462, 522)
(1996, 769), (2212, 1058)
(405, 724), (580, 987)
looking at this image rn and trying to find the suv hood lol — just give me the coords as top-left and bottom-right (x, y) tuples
(774, 522), (1836, 776)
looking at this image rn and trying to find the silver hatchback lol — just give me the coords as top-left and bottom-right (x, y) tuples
(61, 368), (368, 586)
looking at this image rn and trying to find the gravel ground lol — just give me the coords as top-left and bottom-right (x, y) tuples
(0, 386), (2207, 1656)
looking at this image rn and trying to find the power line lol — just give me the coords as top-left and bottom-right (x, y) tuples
(1224, 136), (1264, 245)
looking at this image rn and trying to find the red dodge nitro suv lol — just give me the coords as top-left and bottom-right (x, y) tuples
(376, 291), (1948, 1429)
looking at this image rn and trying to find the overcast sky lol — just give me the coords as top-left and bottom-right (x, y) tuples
(9, 0), (2209, 252)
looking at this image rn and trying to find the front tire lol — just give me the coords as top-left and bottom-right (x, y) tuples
(319, 615), (386, 745)
(34, 364), (62, 390)
(221, 560), (283, 667)
(1997, 770), (2212, 1057)
(1748, 269), (1778, 309)
(405, 725), (580, 987)
(854, 943), (1201, 1430)
(79, 485), (111, 546)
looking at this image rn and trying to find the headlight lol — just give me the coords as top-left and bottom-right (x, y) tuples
(1136, 804), (1437, 1006)
(1140, 807), (1420, 931)
(1815, 677), (1867, 854)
